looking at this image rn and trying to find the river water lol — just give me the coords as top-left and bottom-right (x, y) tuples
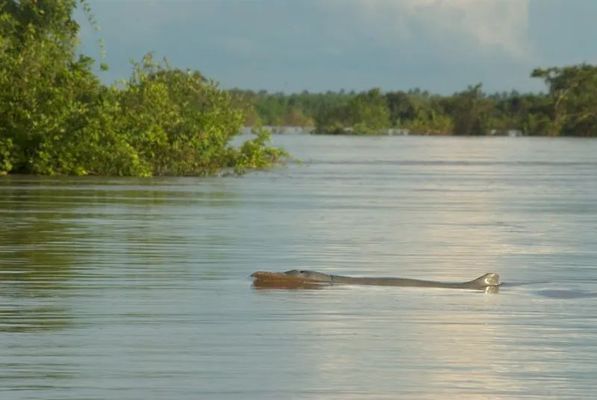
(1, 134), (597, 399)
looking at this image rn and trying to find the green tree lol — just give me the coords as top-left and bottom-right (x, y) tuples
(446, 84), (494, 135)
(385, 91), (416, 127)
(0, 0), (103, 174)
(313, 89), (390, 135)
(0, 1), (285, 176)
(400, 91), (452, 134)
(347, 88), (391, 134)
(532, 64), (597, 136)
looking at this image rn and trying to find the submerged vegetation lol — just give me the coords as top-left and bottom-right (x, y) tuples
(0, 0), (285, 176)
(234, 64), (597, 137)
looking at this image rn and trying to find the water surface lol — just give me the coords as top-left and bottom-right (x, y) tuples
(1, 135), (597, 399)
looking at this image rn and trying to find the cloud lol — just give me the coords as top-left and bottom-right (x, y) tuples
(79, 0), (545, 93)
(343, 0), (532, 60)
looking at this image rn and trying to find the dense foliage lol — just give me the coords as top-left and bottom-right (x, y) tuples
(234, 64), (597, 136)
(0, 0), (285, 176)
(531, 65), (597, 137)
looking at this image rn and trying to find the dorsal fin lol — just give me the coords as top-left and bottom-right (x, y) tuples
(468, 273), (500, 288)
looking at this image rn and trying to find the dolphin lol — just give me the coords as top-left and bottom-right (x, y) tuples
(251, 270), (501, 291)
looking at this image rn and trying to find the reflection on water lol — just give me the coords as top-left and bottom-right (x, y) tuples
(1, 135), (597, 399)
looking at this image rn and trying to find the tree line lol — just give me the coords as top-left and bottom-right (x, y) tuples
(232, 64), (597, 137)
(0, 0), (285, 176)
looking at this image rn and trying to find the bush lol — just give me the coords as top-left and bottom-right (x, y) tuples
(0, 2), (285, 176)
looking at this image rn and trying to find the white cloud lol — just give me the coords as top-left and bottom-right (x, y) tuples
(342, 0), (532, 60)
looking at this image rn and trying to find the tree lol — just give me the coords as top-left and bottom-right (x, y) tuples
(0, 0), (102, 174)
(446, 84), (494, 135)
(347, 89), (391, 134)
(532, 64), (597, 136)
(385, 91), (416, 127)
(0, 1), (285, 176)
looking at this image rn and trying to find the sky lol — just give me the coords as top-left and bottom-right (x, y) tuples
(77, 0), (597, 94)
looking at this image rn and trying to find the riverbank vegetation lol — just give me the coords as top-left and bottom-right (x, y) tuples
(0, 0), (285, 176)
(234, 64), (597, 137)
(1, 3), (596, 177)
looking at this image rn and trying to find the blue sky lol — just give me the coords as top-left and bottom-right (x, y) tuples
(77, 0), (597, 94)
